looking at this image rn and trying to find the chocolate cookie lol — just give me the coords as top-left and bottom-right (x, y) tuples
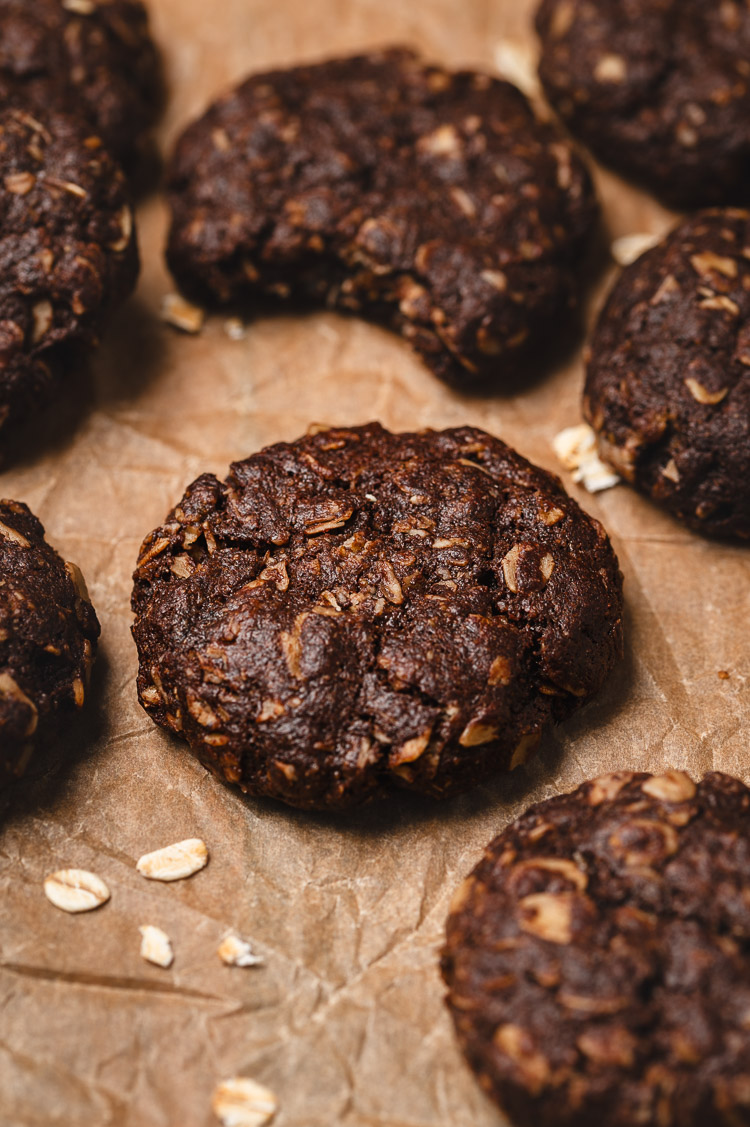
(166, 48), (598, 388)
(0, 0), (162, 170)
(584, 209), (750, 540)
(442, 770), (750, 1127)
(131, 424), (623, 811)
(0, 103), (139, 449)
(535, 0), (750, 208)
(0, 500), (100, 787)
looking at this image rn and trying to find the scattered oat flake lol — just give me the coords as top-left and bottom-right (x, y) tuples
(212, 1078), (278, 1127)
(575, 462), (622, 494)
(553, 423), (621, 494)
(224, 317), (247, 341)
(611, 232), (661, 267)
(218, 931), (264, 968)
(43, 869), (110, 913)
(136, 838), (208, 882)
(493, 39), (541, 99)
(553, 423), (597, 470)
(161, 293), (205, 334)
(139, 925), (174, 968)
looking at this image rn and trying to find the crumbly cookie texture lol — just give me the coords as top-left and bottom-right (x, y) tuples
(131, 424), (623, 811)
(0, 0), (162, 168)
(535, 0), (750, 208)
(0, 104), (139, 446)
(0, 500), (100, 786)
(442, 770), (750, 1127)
(166, 48), (598, 388)
(584, 209), (750, 539)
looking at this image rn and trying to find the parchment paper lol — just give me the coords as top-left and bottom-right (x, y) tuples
(1, 2), (749, 1125)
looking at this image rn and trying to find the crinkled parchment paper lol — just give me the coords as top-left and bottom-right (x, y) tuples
(1, 2), (748, 1125)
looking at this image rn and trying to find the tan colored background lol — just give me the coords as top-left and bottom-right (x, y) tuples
(1, 2), (749, 1125)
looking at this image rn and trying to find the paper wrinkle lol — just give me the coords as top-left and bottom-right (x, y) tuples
(1, 1), (748, 1125)
(1, 963), (228, 1004)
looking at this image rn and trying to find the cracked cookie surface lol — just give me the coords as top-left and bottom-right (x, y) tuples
(442, 770), (750, 1127)
(131, 424), (623, 810)
(0, 0), (162, 169)
(166, 48), (597, 389)
(536, 0), (750, 208)
(585, 209), (750, 539)
(0, 103), (139, 447)
(0, 500), (100, 787)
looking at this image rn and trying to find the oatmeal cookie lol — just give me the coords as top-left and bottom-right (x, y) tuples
(585, 209), (750, 539)
(0, 103), (139, 448)
(0, 0), (162, 169)
(131, 424), (623, 810)
(166, 48), (597, 388)
(443, 769), (750, 1127)
(536, 0), (750, 208)
(0, 500), (100, 786)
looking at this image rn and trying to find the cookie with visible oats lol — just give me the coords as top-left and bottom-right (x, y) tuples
(0, 500), (100, 787)
(584, 209), (750, 539)
(535, 0), (750, 208)
(0, 0), (163, 170)
(166, 48), (598, 389)
(442, 770), (750, 1127)
(0, 103), (139, 449)
(131, 423), (623, 811)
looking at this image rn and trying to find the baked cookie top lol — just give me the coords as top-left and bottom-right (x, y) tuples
(584, 209), (750, 540)
(443, 770), (750, 1127)
(0, 0), (163, 168)
(536, 0), (750, 208)
(166, 48), (597, 388)
(0, 499), (100, 785)
(131, 424), (623, 810)
(0, 103), (139, 446)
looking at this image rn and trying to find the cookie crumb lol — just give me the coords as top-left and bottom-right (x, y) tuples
(552, 424), (621, 493)
(139, 925), (174, 968)
(161, 293), (205, 334)
(224, 317), (247, 341)
(212, 1078), (277, 1127)
(217, 931), (264, 968)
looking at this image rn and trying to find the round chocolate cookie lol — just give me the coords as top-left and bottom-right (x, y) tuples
(442, 770), (750, 1127)
(166, 48), (598, 389)
(0, 500), (100, 787)
(131, 424), (623, 811)
(0, 103), (139, 448)
(535, 0), (750, 208)
(0, 0), (163, 169)
(584, 209), (750, 540)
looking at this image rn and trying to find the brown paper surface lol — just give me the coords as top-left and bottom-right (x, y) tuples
(1, 2), (749, 1125)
